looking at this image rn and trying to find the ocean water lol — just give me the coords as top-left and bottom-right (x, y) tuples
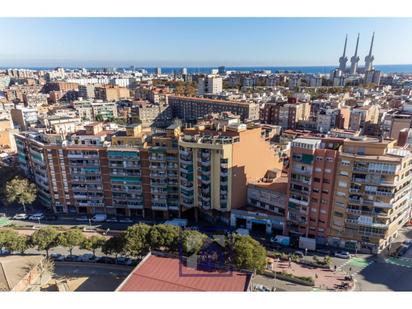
(2, 64), (412, 74)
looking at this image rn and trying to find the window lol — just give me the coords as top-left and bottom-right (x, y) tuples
(325, 168), (332, 173)
(341, 160), (350, 166)
(314, 177), (321, 183)
(340, 171), (349, 176)
(337, 191), (346, 197)
(338, 181), (347, 188)
(315, 167), (322, 172)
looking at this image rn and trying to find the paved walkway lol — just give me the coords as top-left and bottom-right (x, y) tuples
(268, 258), (351, 290)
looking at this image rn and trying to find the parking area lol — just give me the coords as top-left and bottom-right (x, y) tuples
(41, 262), (132, 291)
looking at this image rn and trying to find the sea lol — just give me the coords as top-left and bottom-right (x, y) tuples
(2, 64), (412, 74)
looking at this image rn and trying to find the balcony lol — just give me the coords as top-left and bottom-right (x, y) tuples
(346, 208), (361, 215)
(150, 164), (167, 170)
(289, 197), (309, 206)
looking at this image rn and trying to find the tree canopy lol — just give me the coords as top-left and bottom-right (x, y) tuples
(181, 230), (208, 256)
(57, 229), (85, 256)
(31, 227), (60, 258)
(4, 177), (37, 213)
(230, 235), (267, 273)
(102, 235), (125, 258)
(81, 235), (106, 256)
(147, 224), (180, 252)
(123, 223), (151, 257)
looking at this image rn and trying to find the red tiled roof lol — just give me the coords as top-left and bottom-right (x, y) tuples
(118, 255), (250, 292)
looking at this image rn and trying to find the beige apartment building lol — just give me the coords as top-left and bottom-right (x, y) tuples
(329, 137), (412, 253)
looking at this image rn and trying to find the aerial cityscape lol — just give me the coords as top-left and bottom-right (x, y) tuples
(1, 17), (412, 293)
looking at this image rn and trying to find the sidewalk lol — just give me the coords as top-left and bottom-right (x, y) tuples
(268, 258), (351, 290)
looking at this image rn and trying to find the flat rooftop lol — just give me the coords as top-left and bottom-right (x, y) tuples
(117, 254), (250, 292)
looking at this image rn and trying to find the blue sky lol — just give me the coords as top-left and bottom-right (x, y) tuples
(0, 18), (411, 67)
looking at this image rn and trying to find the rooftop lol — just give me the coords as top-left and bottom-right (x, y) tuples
(117, 253), (251, 292)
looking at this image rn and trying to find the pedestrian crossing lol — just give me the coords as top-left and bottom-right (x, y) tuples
(385, 257), (412, 269)
(336, 257), (374, 276)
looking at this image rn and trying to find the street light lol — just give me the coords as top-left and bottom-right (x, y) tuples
(88, 219), (92, 228)
(273, 258), (279, 292)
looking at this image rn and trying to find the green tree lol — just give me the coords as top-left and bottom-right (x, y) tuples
(102, 235), (125, 259)
(57, 229), (85, 257)
(123, 223), (151, 257)
(0, 229), (19, 251)
(31, 227), (59, 258)
(181, 230), (208, 256)
(147, 224), (180, 252)
(5, 177), (37, 213)
(230, 235), (267, 273)
(10, 234), (31, 254)
(81, 235), (106, 256)
(0, 166), (23, 200)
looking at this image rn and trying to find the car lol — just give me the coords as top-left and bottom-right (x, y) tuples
(50, 253), (65, 261)
(116, 257), (133, 265)
(294, 251), (305, 259)
(64, 255), (81, 262)
(91, 214), (107, 222)
(97, 256), (116, 264)
(254, 284), (270, 292)
(402, 240), (412, 247)
(76, 216), (90, 222)
(28, 213), (45, 221)
(396, 245), (409, 257)
(106, 217), (118, 223)
(13, 213), (29, 220)
(80, 253), (94, 262)
(335, 251), (351, 259)
(118, 217), (133, 223)
(44, 214), (58, 221)
(0, 248), (11, 256)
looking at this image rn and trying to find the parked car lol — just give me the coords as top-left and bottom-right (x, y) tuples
(91, 214), (107, 222)
(76, 216), (90, 222)
(0, 248), (11, 256)
(50, 253), (65, 261)
(334, 251), (351, 259)
(106, 217), (118, 223)
(97, 256), (116, 264)
(396, 245), (409, 257)
(294, 251), (305, 259)
(28, 213), (45, 221)
(44, 214), (58, 221)
(80, 253), (94, 262)
(13, 213), (29, 220)
(118, 217), (133, 223)
(254, 284), (270, 292)
(116, 257), (133, 265)
(64, 255), (81, 262)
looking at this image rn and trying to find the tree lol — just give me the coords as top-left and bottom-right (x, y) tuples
(57, 229), (85, 257)
(181, 230), (208, 256)
(10, 234), (31, 254)
(123, 223), (151, 257)
(5, 177), (37, 213)
(147, 224), (180, 252)
(102, 235), (125, 259)
(0, 229), (19, 251)
(81, 235), (106, 256)
(31, 227), (59, 258)
(0, 166), (23, 200)
(230, 235), (267, 273)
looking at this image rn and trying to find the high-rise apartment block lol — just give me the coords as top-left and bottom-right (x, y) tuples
(286, 138), (342, 242)
(169, 96), (259, 123)
(178, 115), (282, 221)
(197, 76), (223, 95)
(329, 138), (412, 253)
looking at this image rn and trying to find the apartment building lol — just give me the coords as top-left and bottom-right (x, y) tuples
(177, 115), (282, 222)
(10, 107), (38, 130)
(260, 101), (311, 129)
(197, 76), (223, 95)
(169, 96), (259, 123)
(286, 137), (343, 243)
(15, 123), (181, 219)
(329, 138), (412, 253)
(73, 100), (118, 121)
(94, 85), (130, 102)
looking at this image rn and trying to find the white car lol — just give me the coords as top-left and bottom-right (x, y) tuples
(334, 251), (351, 259)
(28, 213), (45, 221)
(91, 214), (107, 222)
(13, 213), (29, 220)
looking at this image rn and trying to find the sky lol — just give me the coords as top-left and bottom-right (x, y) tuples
(0, 18), (412, 67)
